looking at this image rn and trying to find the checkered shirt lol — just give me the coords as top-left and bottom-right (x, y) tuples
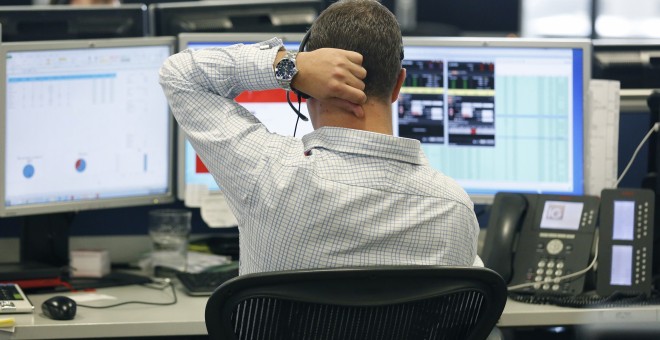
(159, 38), (480, 275)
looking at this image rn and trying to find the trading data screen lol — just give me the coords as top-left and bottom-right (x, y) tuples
(397, 43), (585, 200)
(5, 44), (172, 210)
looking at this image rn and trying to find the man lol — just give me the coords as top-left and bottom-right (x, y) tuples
(160, 0), (480, 275)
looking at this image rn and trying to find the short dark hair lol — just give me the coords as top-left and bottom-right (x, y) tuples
(307, 0), (403, 101)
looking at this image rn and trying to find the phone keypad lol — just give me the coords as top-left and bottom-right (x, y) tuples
(637, 202), (650, 239)
(581, 209), (595, 228)
(531, 258), (569, 292)
(633, 201), (651, 285)
(635, 247), (649, 285)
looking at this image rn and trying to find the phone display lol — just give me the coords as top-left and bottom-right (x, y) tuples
(540, 201), (585, 231)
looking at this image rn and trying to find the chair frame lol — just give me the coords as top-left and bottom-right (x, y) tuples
(205, 266), (506, 340)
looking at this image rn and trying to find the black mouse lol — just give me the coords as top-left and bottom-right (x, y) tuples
(41, 296), (77, 320)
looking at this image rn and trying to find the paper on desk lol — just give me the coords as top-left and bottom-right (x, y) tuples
(68, 293), (117, 303)
(201, 192), (238, 228)
(585, 80), (620, 195)
(0, 317), (15, 333)
(186, 251), (232, 273)
(184, 184), (209, 208)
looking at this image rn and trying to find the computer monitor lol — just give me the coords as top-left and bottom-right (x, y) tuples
(176, 33), (311, 201)
(0, 0), (32, 5)
(381, 0), (520, 37)
(1, 37), (176, 218)
(520, 0), (592, 38)
(149, 0), (322, 37)
(399, 37), (592, 203)
(0, 5), (149, 42)
(595, 0), (660, 38)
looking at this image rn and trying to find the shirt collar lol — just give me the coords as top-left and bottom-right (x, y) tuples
(302, 127), (428, 165)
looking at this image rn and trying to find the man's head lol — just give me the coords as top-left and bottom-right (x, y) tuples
(306, 0), (403, 103)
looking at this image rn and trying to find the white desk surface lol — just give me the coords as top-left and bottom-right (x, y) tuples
(499, 299), (660, 327)
(1, 284), (208, 340)
(3, 284), (660, 339)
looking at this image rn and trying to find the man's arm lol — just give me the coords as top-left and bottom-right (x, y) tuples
(160, 41), (367, 135)
(159, 40), (366, 207)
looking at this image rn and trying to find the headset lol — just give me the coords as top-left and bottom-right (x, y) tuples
(286, 29), (312, 127)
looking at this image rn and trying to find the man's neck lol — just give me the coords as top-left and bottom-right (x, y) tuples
(315, 100), (394, 135)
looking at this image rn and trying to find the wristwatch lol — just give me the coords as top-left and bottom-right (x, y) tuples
(274, 50), (299, 91)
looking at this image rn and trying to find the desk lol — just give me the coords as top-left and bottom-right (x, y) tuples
(3, 286), (660, 339)
(499, 299), (660, 327)
(0, 284), (208, 339)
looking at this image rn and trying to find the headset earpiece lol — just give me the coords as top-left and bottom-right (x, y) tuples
(286, 29), (312, 123)
(292, 29), (312, 100)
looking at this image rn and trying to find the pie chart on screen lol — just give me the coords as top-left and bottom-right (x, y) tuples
(75, 159), (86, 173)
(23, 164), (35, 179)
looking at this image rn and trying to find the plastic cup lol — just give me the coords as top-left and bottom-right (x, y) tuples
(148, 209), (192, 274)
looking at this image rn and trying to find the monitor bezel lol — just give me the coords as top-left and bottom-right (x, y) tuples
(401, 37), (592, 204)
(0, 4), (149, 42)
(149, 0), (321, 37)
(0, 37), (177, 217)
(175, 32), (305, 201)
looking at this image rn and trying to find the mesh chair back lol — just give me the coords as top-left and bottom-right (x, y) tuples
(206, 266), (506, 340)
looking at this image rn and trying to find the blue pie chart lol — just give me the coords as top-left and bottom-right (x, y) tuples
(23, 164), (35, 179)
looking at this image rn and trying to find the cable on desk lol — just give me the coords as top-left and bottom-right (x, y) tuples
(507, 235), (599, 292)
(76, 279), (177, 309)
(616, 122), (660, 187)
(508, 291), (660, 309)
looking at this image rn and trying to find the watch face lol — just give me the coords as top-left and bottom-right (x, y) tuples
(275, 58), (296, 81)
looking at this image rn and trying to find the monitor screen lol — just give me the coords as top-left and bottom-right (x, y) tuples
(520, 0), (592, 38)
(399, 37), (590, 203)
(0, 37), (176, 217)
(177, 33), (311, 202)
(150, 0), (321, 37)
(0, 5), (149, 42)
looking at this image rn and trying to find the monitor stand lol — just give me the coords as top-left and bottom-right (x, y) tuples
(20, 212), (73, 267)
(3, 213), (152, 291)
(0, 213), (73, 284)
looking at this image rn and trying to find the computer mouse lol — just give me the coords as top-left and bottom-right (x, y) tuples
(41, 296), (77, 320)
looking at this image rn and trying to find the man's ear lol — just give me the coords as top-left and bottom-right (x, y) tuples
(391, 68), (406, 103)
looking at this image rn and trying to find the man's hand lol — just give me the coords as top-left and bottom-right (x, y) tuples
(286, 48), (367, 105)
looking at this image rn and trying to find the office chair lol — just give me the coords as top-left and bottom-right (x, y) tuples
(205, 266), (507, 340)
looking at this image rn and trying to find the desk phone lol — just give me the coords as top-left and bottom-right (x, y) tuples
(0, 283), (34, 314)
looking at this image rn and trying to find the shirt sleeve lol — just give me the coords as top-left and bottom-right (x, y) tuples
(158, 38), (285, 210)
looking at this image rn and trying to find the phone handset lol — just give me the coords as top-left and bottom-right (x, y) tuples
(482, 193), (528, 284)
